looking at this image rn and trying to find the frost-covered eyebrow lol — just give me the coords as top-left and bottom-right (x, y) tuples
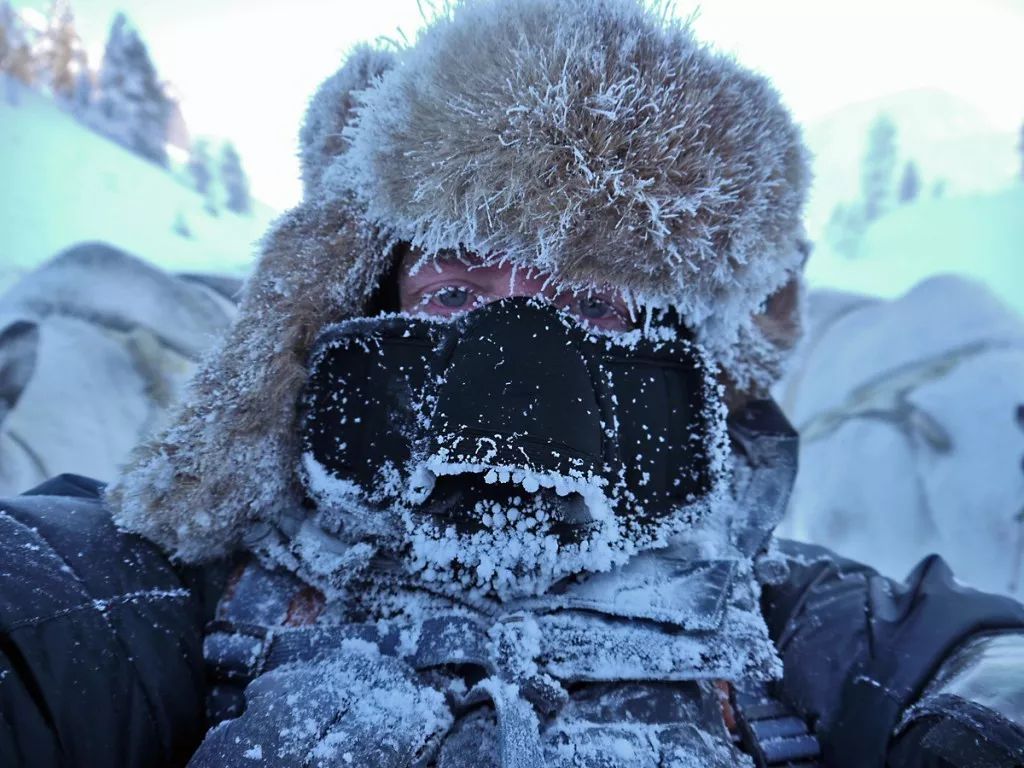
(403, 263), (491, 290)
(405, 249), (486, 274)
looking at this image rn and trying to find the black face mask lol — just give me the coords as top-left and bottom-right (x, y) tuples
(299, 298), (729, 582)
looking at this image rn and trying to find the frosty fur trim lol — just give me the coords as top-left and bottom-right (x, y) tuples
(108, 200), (392, 560)
(333, 0), (810, 388)
(110, 0), (810, 562)
(299, 44), (397, 199)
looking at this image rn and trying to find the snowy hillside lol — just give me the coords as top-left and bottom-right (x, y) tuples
(0, 77), (276, 292)
(807, 184), (1024, 316)
(802, 88), (1018, 238)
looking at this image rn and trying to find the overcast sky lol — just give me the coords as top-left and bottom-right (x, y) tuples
(12, 0), (1024, 209)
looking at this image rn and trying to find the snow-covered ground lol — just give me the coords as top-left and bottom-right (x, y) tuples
(0, 76), (276, 293)
(806, 185), (1024, 317)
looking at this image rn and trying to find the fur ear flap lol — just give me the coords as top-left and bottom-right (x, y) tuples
(300, 45), (397, 199)
(107, 199), (390, 562)
(754, 239), (811, 358)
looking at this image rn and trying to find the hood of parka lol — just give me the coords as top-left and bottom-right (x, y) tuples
(107, 0), (811, 563)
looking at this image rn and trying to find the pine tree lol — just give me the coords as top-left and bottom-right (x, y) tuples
(172, 210), (193, 239)
(0, 1), (36, 87)
(825, 202), (867, 258)
(861, 115), (898, 222)
(897, 161), (921, 204)
(204, 184), (222, 217)
(93, 13), (171, 166)
(219, 141), (252, 215)
(187, 137), (213, 195)
(0, 1), (12, 64)
(39, 0), (85, 98)
(70, 66), (91, 114)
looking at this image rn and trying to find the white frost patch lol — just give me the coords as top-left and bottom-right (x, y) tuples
(402, 494), (596, 600)
(267, 650), (452, 764)
(408, 453), (613, 520)
(301, 451), (365, 509)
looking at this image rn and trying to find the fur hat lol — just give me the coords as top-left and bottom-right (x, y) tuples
(108, 0), (810, 561)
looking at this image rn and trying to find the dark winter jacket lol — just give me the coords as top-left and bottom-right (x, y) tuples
(0, 475), (211, 768)
(2, 477), (1024, 768)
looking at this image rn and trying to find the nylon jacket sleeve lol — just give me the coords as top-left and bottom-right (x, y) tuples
(0, 474), (207, 768)
(762, 538), (1024, 768)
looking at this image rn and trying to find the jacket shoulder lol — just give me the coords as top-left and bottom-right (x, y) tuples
(20, 472), (107, 499)
(763, 538), (1024, 768)
(0, 475), (207, 768)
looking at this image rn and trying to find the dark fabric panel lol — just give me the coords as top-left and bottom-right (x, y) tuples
(764, 539), (1024, 768)
(890, 695), (1024, 768)
(0, 636), (63, 767)
(0, 480), (207, 768)
(22, 473), (106, 499)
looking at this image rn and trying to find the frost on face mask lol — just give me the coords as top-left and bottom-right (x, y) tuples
(298, 298), (730, 599)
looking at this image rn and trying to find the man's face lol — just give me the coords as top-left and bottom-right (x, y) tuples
(302, 248), (729, 598)
(397, 251), (634, 332)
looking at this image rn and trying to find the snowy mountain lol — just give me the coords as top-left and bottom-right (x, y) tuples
(802, 88), (1019, 238)
(0, 75), (276, 293)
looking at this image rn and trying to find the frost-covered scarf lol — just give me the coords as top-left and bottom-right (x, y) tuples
(198, 535), (781, 768)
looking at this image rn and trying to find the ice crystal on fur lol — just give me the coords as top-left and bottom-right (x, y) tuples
(338, 0), (809, 388)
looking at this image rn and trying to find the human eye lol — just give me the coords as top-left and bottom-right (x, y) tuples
(417, 284), (479, 315)
(433, 286), (471, 308)
(567, 294), (632, 330)
(576, 296), (614, 320)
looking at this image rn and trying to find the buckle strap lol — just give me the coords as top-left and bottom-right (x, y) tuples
(204, 618), (397, 680)
(203, 620), (271, 680)
(733, 685), (822, 768)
